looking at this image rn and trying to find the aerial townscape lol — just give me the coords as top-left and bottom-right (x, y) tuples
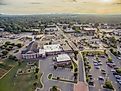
(0, 14), (121, 91)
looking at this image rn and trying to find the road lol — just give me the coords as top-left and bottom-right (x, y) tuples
(57, 26), (87, 83)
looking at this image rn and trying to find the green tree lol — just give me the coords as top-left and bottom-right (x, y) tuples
(103, 80), (114, 90)
(116, 68), (121, 74)
(51, 86), (58, 91)
(16, 43), (22, 48)
(5, 41), (11, 45)
(35, 68), (39, 73)
(108, 57), (112, 63)
(35, 74), (38, 79)
(2, 50), (8, 55)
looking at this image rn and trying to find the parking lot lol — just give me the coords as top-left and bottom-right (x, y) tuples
(86, 54), (121, 91)
(39, 56), (74, 91)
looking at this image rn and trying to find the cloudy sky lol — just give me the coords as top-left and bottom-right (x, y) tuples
(0, 0), (121, 14)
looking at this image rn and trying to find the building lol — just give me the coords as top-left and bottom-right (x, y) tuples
(113, 29), (121, 36)
(21, 43), (63, 59)
(54, 54), (71, 66)
(82, 27), (96, 36)
(63, 28), (75, 33)
(21, 41), (39, 59)
(43, 44), (62, 55)
(100, 29), (114, 35)
(44, 24), (58, 33)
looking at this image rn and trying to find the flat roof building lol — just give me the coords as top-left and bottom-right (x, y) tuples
(43, 44), (62, 53)
(56, 54), (71, 62)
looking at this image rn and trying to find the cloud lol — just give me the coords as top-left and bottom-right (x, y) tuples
(0, 0), (7, 5)
(29, 2), (43, 5)
(112, 2), (121, 5)
(114, 3), (121, 5)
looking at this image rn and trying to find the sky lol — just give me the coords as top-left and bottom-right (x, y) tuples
(0, 0), (121, 14)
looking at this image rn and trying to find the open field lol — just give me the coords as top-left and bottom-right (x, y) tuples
(0, 61), (40, 91)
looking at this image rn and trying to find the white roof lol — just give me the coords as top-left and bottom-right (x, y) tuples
(84, 27), (96, 31)
(65, 28), (75, 32)
(44, 27), (57, 31)
(101, 29), (114, 33)
(39, 49), (45, 54)
(44, 44), (62, 52)
(56, 54), (71, 62)
(32, 29), (40, 31)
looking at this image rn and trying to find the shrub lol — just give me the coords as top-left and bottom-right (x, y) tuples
(48, 73), (52, 79)
(108, 57), (112, 63)
(2, 50), (8, 55)
(35, 68), (39, 73)
(5, 41), (11, 45)
(103, 80), (114, 90)
(116, 68), (121, 74)
(16, 43), (22, 48)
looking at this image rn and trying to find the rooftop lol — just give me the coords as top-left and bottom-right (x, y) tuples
(83, 27), (96, 31)
(43, 44), (62, 53)
(56, 54), (71, 62)
(22, 41), (38, 54)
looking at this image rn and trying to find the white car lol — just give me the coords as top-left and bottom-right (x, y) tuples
(98, 62), (102, 65)
(115, 75), (121, 79)
(118, 57), (121, 60)
(94, 63), (98, 66)
(111, 69), (116, 72)
(116, 79), (121, 82)
(118, 81), (121, 85)
(98, 76), (104, 81)
(95, 66), (100, 69)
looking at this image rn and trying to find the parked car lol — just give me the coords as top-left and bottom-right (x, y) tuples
(107, 63), (114, 68)
(111, 69), (116, 72)
(88, 81), (94, 86)
(101, 69), (106, 74)
(116, 79), (121, 82)
(98, 76), (104, 81)
(113, 72), (119, 75)
(88, 74), (93, 77)
(94, 63), (99, 66)
(115, 75), (121, 79)
(93, 60), (97, 63)
(117, 57), (121, 60)
(98, 62), (102, 65)
(98, 60), (101, 63)
(118, 81), (121, 85)
(114, 67), (119, 70)
(95, 66), (100, 69)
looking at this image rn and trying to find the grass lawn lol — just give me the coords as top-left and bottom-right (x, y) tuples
(71, 60), (77, 72)
(0, 59), (15, 78)
(0, 62), (37, 91)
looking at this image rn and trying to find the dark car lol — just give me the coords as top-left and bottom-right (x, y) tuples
(113, 72), (119, 75)
(89, 81), (94, 86)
